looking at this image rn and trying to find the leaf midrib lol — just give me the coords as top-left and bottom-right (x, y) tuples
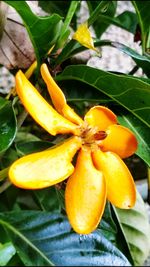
(0, 219), (54, 266)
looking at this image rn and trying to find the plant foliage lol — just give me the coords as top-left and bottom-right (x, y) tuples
(0, 0), (150, 266)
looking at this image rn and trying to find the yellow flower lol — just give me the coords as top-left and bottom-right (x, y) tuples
(72, 22), (99, 52)
(9, 64), (138, 234)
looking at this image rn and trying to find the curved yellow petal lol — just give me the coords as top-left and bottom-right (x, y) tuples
(40, 64), (83, 125)
(16, 70), (80, 136)
(9, 136), (82, 190)
(25, 61), (37, 79)
(65, 146), (106, 234)
(92, 150), (136, 209)
(72, 22), (98, 52)
(100, 124), (138, 158)
(84, 106), (117, 131)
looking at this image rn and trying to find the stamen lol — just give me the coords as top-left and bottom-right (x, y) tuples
(94, 131), (107, 140)
(80, 124), (107, 146)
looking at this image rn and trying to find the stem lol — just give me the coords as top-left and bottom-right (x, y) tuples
(57, 1), (80, 48)
(0, 167), (9, 181)
(0, 179), (11, 194)
(17, 109), (28, 129)
(88, 1), (110, 27)
(128, 65), (139, 75)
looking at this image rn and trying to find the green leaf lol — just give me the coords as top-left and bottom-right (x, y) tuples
(57, 1), (80, 49)
(57, 65), (150, 128)
(39, 1), (71, 17)
(118, 113), (150, 167)
(0, 242), (16, 266)
(97, 41), (150, 77)
(33, 187), (60, 212)
(16, 141), (53, 156)
(114, 191), (150, 266)
(132, 1), (150, 52)
(0, 97), (17, 154)
(15, 131), (41, 143)
(5, 0), (63, 67)
(0, 211), (131, 266)
(98, 202), (117, 244)
(0, 148), (18, 169)
(90, 10), (137, 38)
(116, 11), (138, 34)
(87, 1), (117, 38)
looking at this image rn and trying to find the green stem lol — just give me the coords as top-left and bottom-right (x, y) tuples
(0, 179), (11, 194)
(88, 0), (110, 26)
(0, 167), (9, 181)
(17, 109), (28, 129)
(57, 1), (80, 48)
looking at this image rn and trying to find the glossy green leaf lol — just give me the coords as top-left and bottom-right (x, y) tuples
(0, 211), (131, 266)
(5, 0), (63, 67)
(0, 242), (16, 266)
(57, 65), (150, 128)
(118, 113), (150, 167)
(114, 191), (150, 266)
(0, 97), (17, 154)
(132, 1), (150, 52)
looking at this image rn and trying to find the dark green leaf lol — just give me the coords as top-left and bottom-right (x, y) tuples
(60, 79), (110, 102)
(5, 0), (63, 67)
(87, 1), (117, 38)
(116, 11), (137, 34)
(0, 148), (18, 169)
(114, 191), (150, 266)
(0, 97), (17, 154)
(132, 1), (150, 52)
(118, 114), (150, 167)
(0, 242), (16, 266)
(0, 211), (131, 266)
(91, 10), (137, 38)
(39, 1), (71, 17)
(33, 187), (60, 212)
(98, 202), (117, 244)
(16, 141), (53, 156)
(57, 65), (150, 128)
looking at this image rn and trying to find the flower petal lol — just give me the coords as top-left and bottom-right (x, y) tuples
(65, 146), (106, 234)
(9, 136), (82, 189)
(92, 150), (136, 209)
(100, 124), (138, 158)
(41, 64), (83, 125)
(84, 106), (117, 131)
(16, 70), (80, 136)
(72, 22), (98, 52)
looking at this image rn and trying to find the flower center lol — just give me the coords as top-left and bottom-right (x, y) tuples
(79, 123), (107, 146)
